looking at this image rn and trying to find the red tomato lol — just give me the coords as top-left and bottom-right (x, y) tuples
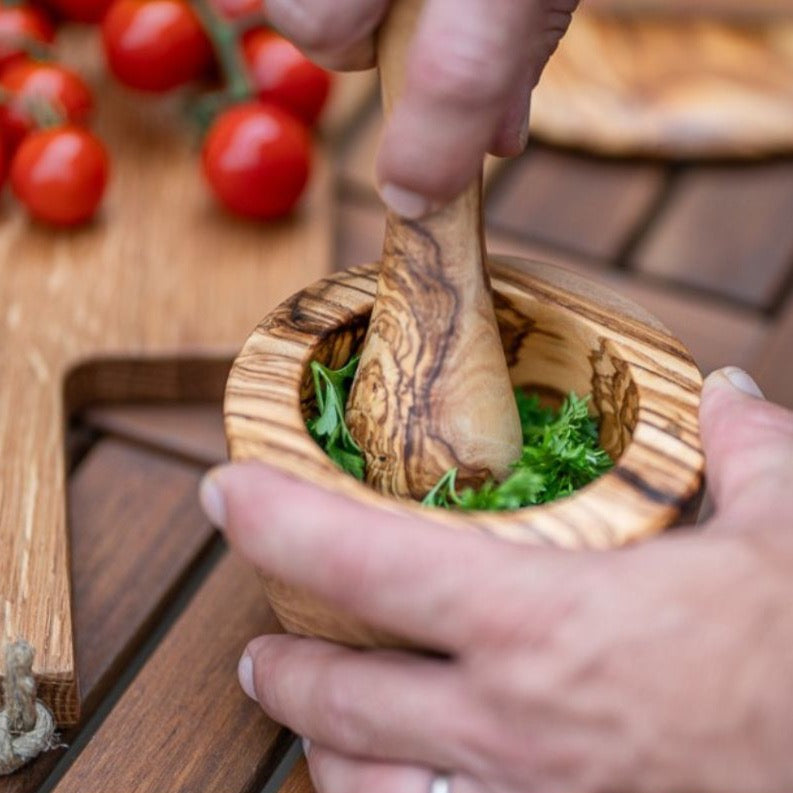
(0, 136), (6, 188)
(43, 0), (114, 23)
(11, 126), (109, 225)
(202, 101), (311, 219)
(210, 0), (262, 20)
(0, 6), (55, 70)
(242, 29), (331, 126)
(0, 61), (93, 151)
(101, 0), (213, 92)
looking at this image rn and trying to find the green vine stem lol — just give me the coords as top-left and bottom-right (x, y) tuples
(0, 87), (65, 129)
(192, 0), (252, 103)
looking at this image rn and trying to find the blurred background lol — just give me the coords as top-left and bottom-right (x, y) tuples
(3, 1), (793, 789)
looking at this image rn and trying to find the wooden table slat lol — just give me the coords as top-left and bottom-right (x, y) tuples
(82, 403), (228, 467)
(633, 162), (793, 309)
(755, 292), (793, 407)
(69, 439), (215, 706)
(52, 553), (282, 793)
(486, 146), (667, 261)
(486, 230), (769, 374)
(1, 438), (216, 793)
(279, 758), (313, 793)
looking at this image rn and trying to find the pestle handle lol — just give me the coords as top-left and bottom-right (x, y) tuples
(346, 0), (523, 499)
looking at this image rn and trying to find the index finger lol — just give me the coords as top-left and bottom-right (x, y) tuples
(377, 0), (539, 211)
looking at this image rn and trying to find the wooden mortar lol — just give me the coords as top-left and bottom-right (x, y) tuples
(225, 258), (705, 647)
(225, 0), (703, 648)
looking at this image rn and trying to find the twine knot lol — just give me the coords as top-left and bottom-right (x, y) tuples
(0, 641), (56, 775)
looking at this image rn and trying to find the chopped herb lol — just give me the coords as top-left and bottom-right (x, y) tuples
(306, 356), (613, 510)
(306, 356), (365, 480)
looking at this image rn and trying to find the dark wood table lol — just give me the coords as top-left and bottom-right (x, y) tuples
(4, 84), (793, 793)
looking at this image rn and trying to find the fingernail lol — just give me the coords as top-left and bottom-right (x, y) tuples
(721, 366), (765, 399)
(199, 471), (226, 529)
(301, 737), (311, 756)
(380, 183), (433, 220)
(706, 367), (766, 399)
(238, 653), (257, 701)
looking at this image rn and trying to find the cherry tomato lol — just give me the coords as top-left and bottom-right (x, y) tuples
(101, 0), (213, 92)
(0, 136), (6, 188)
(210, 0), (262, 20)
(0, 61), (93, 151)
(0, 6), (55, 70)
(43, 0), (114, 23)
(242, 29), (331, 126)
(11, 126), (109, 225)
(202, 101), (311, 219)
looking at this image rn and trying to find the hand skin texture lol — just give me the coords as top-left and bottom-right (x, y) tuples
(262, 0), (579, 217)
(199, 367), (793, 793)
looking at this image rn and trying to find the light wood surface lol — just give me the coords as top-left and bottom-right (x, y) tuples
(0, 28), (335, 726)
(226, 258), (705, 648)
(346, 0), (522, 497)
(531, 11), (793, 158)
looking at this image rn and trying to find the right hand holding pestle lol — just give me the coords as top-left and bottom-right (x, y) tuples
(263, 0), (580, 216)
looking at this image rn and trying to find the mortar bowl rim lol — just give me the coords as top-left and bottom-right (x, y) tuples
(225, 255), (705, 550)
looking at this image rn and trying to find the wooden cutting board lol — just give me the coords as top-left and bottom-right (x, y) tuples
(531, 10), (793, 158)
(0, 27), (346, 726)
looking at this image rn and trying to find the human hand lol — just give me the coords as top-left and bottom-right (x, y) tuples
(200, 367), (793, 793)
(263, 0), (579, 217)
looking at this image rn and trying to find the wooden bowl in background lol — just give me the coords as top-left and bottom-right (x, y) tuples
(224, 258), (705, 648)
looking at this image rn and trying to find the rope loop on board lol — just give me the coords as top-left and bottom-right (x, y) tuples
(0, 641), (57, 775)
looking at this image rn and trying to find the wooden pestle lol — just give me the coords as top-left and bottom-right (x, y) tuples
(345, 0), (523, 499)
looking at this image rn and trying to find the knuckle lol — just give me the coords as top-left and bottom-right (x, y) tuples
(324, 534), (381, 611)
(316, 667), (369, 749)
(412, 32), (511, 106)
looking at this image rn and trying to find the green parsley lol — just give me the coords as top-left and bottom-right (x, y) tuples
(306, 357), (613, 510)
(306, 356), (366, 480)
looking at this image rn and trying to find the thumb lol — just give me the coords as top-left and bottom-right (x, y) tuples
(700, 367), (793, 519)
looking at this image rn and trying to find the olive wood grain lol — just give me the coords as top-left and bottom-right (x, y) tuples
(531, 11), (793, 158)
(345, 0), (522, 498)
(225, 258), (705, 648)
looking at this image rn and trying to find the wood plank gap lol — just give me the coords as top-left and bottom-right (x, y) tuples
(485, 224), (608, 272)
(765, 252), (793, 317)
(612, 164), (686, 271)
(259, 739), (303, 793)
(79, 419), (223, 472)
(489, 225), (613, 271)
(65, 421), (100, 475)
(77, 528), (223, 717)
(36, 538), (227, 793)
(620, 268), (773, 318)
